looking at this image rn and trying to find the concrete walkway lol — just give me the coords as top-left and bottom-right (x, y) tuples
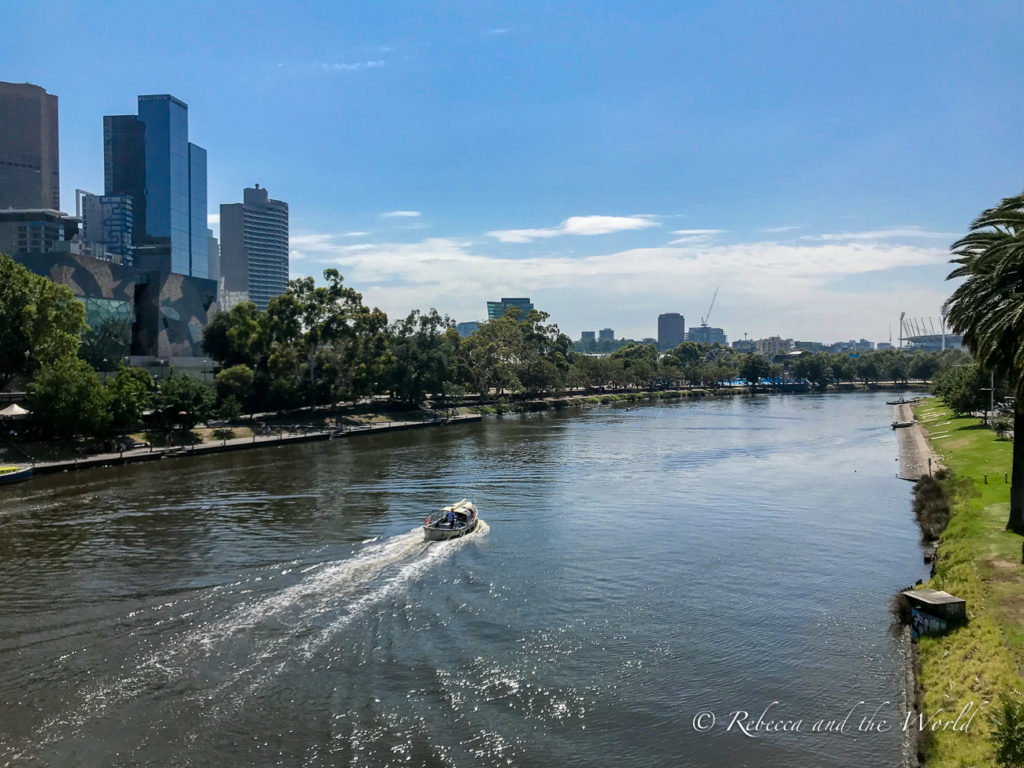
(895, 402), (942, 481)
(29, 414), (482, 476)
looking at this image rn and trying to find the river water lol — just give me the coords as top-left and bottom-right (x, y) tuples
(0, 393), (928, 767)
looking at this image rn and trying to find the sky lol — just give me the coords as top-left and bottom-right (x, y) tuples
(4, 1), (1024, 343)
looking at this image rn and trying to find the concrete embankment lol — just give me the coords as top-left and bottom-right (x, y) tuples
(28, 414), (482, 477)
(895, 402), (943, 481)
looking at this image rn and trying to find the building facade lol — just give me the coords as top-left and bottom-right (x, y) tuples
(754, 336), (793, 359)
(598, 328), (615, 342)
(220, 184), (289, 310)
(0, 81), (60, 211)
(455, 321), (480, 338)
(486, 297), (534, 320)
(103, 94), (208, 278)
(657, 313), (686, 350)
(580, 331), (596, 344)
(79, 191), (134, 264)
(687, 326), (727, 345)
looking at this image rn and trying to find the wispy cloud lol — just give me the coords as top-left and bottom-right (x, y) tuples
(288, 228), (951, 340)
(342, 231), (369, 237)
(485, 27), (513, 36)
(489, 215), (659, 243)
(275, 60), (386, 77)
(803, 227), (955, 242)
(761, 225), (801, 233)
(381, 210), (421, 218)
(207, 213), (220, 226)
(666, 229), (724, 245)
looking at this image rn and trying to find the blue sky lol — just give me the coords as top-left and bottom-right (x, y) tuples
(5, 1), (1023, 342)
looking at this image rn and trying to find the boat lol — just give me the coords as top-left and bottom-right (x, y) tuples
(423, 499), (479, 541)
(891, 420), (916, 429)
(886, 396), (922, 405)
(0, 465), (32, 485)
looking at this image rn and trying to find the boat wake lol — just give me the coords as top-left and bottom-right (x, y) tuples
(3, 520), (489, 764)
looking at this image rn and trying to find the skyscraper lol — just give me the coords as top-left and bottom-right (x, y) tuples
(220, 184), (289, 310)
(657, 313), (686, 350)
(0, 81), (60, 210)
(103, 94), (208, 277)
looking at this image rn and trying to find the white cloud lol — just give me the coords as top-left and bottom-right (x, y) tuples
(803, 227), (956, 242)
(489, 215), (659, 243)
(666, 229), (724, 245)
(381, 210), (421, 218)
(207, 213), (220, 226)
(288, 228), (953, 341)
(342, 231), (369, 237)
(761, 225), (801, 233)
(322, 60), (384, 72)
(486, 27), (512, 36)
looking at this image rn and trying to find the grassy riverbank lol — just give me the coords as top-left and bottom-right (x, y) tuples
(913, 401), (1019, 766)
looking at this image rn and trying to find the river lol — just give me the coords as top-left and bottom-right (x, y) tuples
(0, 393), (929, 767)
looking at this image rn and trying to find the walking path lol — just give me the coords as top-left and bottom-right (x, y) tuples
(27, 414), (482, 476)
(895, 402), (942, 481)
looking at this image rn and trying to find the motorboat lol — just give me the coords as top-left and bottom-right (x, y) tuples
(423, 499), (479, 541)
(886, 397), (921, 406)
(891, 420), (916, 429)
(0, 465), (32, 485)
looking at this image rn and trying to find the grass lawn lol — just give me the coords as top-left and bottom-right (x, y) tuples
(913, 401), (1019, 767)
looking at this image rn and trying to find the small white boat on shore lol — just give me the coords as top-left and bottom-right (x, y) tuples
(423, 499), (479, 541)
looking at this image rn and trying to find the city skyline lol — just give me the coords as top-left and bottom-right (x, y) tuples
(4, 2), (1023, 340)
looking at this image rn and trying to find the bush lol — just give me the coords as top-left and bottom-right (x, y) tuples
(992, 696), (1024, 768)
(993, 414), (1013, 441)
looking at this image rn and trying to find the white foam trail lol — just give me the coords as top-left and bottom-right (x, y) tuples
(4, 522), (490, 762)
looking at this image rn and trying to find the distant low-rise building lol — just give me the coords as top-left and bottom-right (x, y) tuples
(755, 336), (793, 358)
(731, 339), (755, 353)
(581, 330), (596, 344)
(793, 340), (825, 352)
(688, 326), (726, 345)
(456, 321), (480, 337)
(487, 297), (534, 320)
(598, 328), (615, 342)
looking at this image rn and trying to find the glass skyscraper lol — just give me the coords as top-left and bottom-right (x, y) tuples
(103, 94), (207, 278)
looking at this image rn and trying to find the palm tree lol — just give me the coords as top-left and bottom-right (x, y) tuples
(946, 193), (1024, 532)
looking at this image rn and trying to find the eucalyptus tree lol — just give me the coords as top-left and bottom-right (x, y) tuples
(945, 193), (1024, 532)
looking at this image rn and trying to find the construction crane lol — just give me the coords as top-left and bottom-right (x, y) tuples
(700, 287), (719, 327)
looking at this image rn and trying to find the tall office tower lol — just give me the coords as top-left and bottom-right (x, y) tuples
(220, 184), (289, 310)
(79, 191), (134, 263)
(207, 227), (220, 285)
(103, 94), (208, 277)
(486, 297), (534, 320)
(657, 313), (686, 350)
(0, 81), (60, 210)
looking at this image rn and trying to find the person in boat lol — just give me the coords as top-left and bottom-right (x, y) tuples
(446, 509), (455, 527)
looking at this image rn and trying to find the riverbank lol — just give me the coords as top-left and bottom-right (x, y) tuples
(11, 414), (482, 478)
(910, 401), (1019, 767)
(476, 380), (929, 414)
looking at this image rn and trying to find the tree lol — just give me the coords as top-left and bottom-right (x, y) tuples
(740, 354), (771, 386)
(107, 365), (153, 434)
(946, 193), (1024, 532)
(388, 309), (457, 406)
(932, 364), (987, 416)
(202, 302), (265, 368)
(152, 370), (215, 430)
(215, 364), (255, 411)
(28, 357), (110, 439)
(0, 253), (87, 388)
